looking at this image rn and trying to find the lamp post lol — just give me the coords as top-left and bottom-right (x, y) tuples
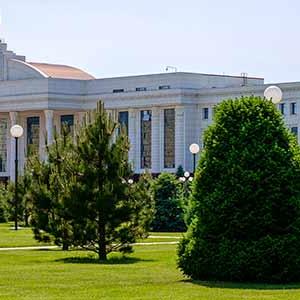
(264, 85), (283, 104)
(10, 124), (24, 231)
(189, 143), (200, 173)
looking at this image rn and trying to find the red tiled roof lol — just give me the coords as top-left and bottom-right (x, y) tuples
(28, 62), (94, 80)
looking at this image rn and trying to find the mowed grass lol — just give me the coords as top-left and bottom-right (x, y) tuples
(0, 223), (182, 247)
(1, 245), (300, 300)
(1, 224), (300, 299)
(0, 223), (51, 248)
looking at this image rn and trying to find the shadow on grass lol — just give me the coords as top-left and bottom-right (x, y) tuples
(182, 279), (300, 290)
(56, 255), (154, 265)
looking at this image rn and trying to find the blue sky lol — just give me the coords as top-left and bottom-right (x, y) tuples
(0, 0), (299, 83)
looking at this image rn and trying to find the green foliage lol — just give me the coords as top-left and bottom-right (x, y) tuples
(151, 173), (186, 232)
(178, 96), (300, 283)
(176, 165), (184, 177)
(67, 102), (154, 259)
(30, 101), (154, 259)
(30, 129), (76, 250)
(0, 184), (9, 223)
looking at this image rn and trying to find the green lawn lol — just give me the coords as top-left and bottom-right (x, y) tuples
(0, 223), (51, 248)
(1, 224), (300, 299)
(1, 245), (300, 300)
(0, 223), (182, 247)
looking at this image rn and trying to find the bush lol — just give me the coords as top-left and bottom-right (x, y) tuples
(0, 184), (10, 223)
(151, 173), (186, 232)
(178, 96), (300, 283)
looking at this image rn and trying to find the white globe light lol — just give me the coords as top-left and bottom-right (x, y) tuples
(128, 179), (134, 185)
(184, 171), (190, 178)
(188, 177), (193, 182)
(10, 125), (24, 138)
(264, 86), (283, 104)
(189, 143), (200, 154)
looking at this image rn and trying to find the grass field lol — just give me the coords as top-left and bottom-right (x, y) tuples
(1, 223), (300, 299)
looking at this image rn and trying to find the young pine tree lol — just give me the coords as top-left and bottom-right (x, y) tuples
(66, 102), (154, 260)
(30, 129), (76, 250)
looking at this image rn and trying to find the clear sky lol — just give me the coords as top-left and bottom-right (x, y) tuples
(0, 0), (299, 83)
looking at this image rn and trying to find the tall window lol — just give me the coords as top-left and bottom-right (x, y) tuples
(60, 115), (74, 135)
(27, 116), (40, 155)
(291, 102), (297, 115)
(203, 107), (209, 119)
(164, 109), (175, 168)
(140, 110), (152, 169)
(0, 118), (7, 172)
(279, 103), (285, 115)
(118, 111), (128, 135)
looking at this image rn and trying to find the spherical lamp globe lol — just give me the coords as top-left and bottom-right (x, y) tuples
(10, 125), (24, 138)
(189, 143), (200, 154)
(264, 86), (283, 104)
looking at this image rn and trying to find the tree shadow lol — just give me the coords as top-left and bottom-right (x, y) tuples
(182, 279), (300, 290)
(56, 255), (154, 265)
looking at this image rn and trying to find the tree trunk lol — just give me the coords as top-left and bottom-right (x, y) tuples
(62, 242), (69, 251)
(24, 210), (29, 227)
(98, 216), (107, 260)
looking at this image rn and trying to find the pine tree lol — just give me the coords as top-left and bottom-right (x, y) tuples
(66, 102), (154, 260)
(30, 128), (75, 250)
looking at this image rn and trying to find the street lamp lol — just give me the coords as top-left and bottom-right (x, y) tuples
(189, 143), (200, 173)
(264, 85), (283, 104)
(10, 124), (24, 231)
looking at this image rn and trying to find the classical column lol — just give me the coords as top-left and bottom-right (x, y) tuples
(44, 110), (54, 146)
(183, 105), (198, 172)
(128, 109), (137, 171)
(9, 112), (17, 181)
(77, 112), (86, 125)
(151, 107), (161, 174)
(175, 106), (185, 170)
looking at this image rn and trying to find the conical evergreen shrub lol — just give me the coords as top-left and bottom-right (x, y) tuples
(178, 96), (300, 283)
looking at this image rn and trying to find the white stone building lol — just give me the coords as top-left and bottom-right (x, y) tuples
(0, 40), (299, 180)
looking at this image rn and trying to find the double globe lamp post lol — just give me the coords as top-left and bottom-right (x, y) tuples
(10, 124), (24, 230)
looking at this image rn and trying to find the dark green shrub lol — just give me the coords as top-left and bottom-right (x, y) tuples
(178, 96), (300, 283)
(0, 184), (10, 223)
(151, 172), (186, 232)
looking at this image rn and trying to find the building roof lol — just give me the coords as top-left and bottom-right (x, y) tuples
(28, 62), (95, 80)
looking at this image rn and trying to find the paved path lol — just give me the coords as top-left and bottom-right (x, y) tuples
(148, 235), (181, 239)
(0, 241), (179, 251)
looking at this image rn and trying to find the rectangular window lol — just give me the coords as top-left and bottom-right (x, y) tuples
(164, 109), (175, 168)
(140, 110), (152, 169)
(113, 89), (124, 93)
(27, 116), (40, 155)
(159, 85), (170, 90)
(291, 102), (297, 115)
(291, 127), (298, 136)
(136, 87), (147, 91)
(279, 103), (285, 115)
(203, 107), (209, 120)
(60, 115), (74, 135)
(118, 111), (128, 135)
(0, 118), (7, 172)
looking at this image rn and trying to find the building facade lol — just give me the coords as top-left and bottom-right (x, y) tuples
(0, 40), (299, 180)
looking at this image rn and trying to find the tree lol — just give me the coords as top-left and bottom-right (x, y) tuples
(30, 129), (75, 250)
(151, 172), (186, 232)
(176, 165), (184, 177)
(178, 96), (300, 283)
(66, 102), (154, 260)
(0, 184), (10, 223)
